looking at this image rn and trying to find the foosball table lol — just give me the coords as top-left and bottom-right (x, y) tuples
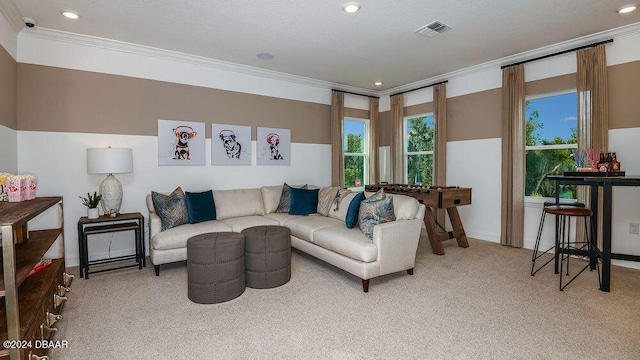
(365, 184), (472, 255)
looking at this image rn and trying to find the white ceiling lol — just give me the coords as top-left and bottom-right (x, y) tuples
(8, 0), (640, 91)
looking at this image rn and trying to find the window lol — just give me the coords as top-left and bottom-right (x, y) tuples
(343, 118), (369, 189)
(525, 91), (577, 199)
(404, 114), (434, 185)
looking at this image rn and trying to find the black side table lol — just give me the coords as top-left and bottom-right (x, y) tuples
(77, 212), (145, 279)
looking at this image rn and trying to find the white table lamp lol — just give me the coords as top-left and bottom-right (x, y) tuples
(87, 147), (133, 217)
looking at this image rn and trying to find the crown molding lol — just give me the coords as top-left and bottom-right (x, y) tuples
(380, 21), (640, 97)
(16, 20), (640, 100)
(0, 0), (24, 33)
(19, 27), (378, 97)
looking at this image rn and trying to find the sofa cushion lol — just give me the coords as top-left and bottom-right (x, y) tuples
(261, 185), (283, 214)
(282, 216), (343, 242)
(313, 226), (378, 263)
(391, 195), (420, 220)
(263, 213), (298, 225)
(151, 220), (232, 250)
(213, 188), (265, 220)
(345, 192), (366, 228)
(219, 216), (280, 232)
(317, 186), (340, 216)
(358, 196), (396, 240)
(185, 190), (216, 224)
(151, 187), (188, 231)
(289, 188), (319, 215)
(275, 183), (307, 213)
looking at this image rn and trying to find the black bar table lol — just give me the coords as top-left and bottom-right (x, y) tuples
(548, 175), (640, 292)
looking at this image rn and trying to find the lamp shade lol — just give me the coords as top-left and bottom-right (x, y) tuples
(87, 148), (133, 174)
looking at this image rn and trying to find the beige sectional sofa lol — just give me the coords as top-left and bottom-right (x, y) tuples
(146, 185), (426, 292)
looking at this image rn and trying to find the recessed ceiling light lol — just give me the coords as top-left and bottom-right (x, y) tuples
(616, 4), (638, 13)
(342, 2), (361, 13)
(61, 10), (80, 20)
(257, 53), (274, 60)
(374, 81), (383, 86)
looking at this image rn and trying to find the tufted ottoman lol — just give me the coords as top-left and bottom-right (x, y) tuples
(187, 232), (245, 304)
(242, 225), (291, 289)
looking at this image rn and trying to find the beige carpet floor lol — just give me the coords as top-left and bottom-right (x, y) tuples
(50, 232), (640, 359)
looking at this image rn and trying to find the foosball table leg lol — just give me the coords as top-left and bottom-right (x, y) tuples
(424, 207), (446, 255)
(447, 207), (470, 248)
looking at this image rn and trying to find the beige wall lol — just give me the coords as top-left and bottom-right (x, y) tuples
(0, 45), (16, 129)
(17, 64), (331, 144)
(344, 107), (369, 119)
(447, 88), (502, 142)
(14, 59), (640, 146)
(609, 60), (640, 129)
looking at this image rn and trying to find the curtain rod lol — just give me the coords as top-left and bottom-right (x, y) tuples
(332, 89), (380, 99)
(501, 39), (614, 69)
(389, 80), (448, 98)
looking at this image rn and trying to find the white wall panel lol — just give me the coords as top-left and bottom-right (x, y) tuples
(17, 130), (330, 266)
(609, 127), (640, 269)
(344, 93), (370, 110)
(446, 138), (502, 242)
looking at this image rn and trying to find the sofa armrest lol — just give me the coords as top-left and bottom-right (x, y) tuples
(149, 211), (162, 241)
(372, 219), (422, 276)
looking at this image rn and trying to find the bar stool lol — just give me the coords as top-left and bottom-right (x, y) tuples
(543, 205), (601, 291)
(531, 199), (585, 276)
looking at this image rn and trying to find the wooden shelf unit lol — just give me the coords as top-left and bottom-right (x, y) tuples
(0, 197), (65, 360)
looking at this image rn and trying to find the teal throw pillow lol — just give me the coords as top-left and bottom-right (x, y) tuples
(345, 192), (366, 228)
(276, 183), (308, 213)
(185, 190), (216, 224)
(151, 187), (188, 231)
(289, 187), (319, 216)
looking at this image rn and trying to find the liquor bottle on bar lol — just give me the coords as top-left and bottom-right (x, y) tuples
(597, 153), (609, 172)
(611, 152), (621, 172)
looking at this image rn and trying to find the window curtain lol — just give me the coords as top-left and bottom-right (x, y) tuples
(501, 64), (525, 248)
(331, 90), (345, 187)
(433, 83), (447, 224)
(576, 44), (609, 242)
(369, 97), (380, 185)
(390, 94), (404, 183)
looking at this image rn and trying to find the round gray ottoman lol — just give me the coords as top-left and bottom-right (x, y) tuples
(187, 232), (245, 304)
(242, 225), (291, 289)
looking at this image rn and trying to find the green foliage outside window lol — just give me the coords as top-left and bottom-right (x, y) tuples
(525, 99), (577, 199)
(344, 133), (365, 188)
(406, 116), (434, 186)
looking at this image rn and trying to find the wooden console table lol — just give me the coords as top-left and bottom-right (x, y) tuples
(366, 184), (472, 255)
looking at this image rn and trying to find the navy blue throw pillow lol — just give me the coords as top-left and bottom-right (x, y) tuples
(185, 190), (216, 224)
(289, 188), (319, 216)
(345, 192), (366, 228)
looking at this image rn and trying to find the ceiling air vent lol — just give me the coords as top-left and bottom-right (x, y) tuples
(415, 21), (451, 38)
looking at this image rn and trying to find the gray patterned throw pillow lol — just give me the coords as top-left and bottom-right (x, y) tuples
(151, 187), (188, 231)
(358, 192), (396, 240)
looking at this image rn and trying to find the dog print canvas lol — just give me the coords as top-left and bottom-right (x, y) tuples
(257, 127), (291, 165)
(211, 124), (251, 165)
(158, 120), (206, 166)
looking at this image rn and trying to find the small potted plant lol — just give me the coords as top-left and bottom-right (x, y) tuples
(80, 192), (102, 219)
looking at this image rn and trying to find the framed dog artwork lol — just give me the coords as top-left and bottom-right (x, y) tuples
(257, 127), (291, 165)
(157, 119), (206, 166)
(211, 124), (251, 165)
